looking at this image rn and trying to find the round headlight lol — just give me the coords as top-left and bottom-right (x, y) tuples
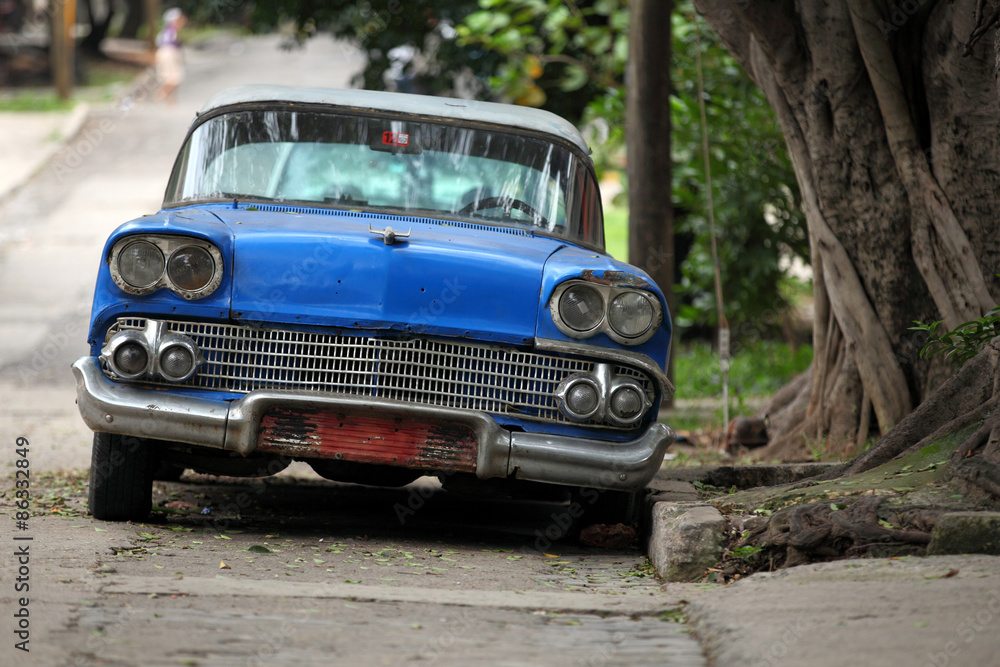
(608, 292), (655, 338)
(113, 341), (149, 377)
(158, 343), (197, 382)
(609, 385), (644, 423)
(559, 284), (604, 332)
(566, 381), (599, 418)
(118, 241), (164, 288)
(167, 246), (215, 292)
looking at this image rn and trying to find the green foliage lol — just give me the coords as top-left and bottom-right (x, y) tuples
(670, 3), (808, 334)
(456, 0), (626, 120)
(659, 609), (689, 623)
(172, 1), (251, 25)
(0, 92), (75, 112)
(603, 203), (628, 261)
(729, 543), (763, 563)
(911, 307), (1000, 366)
(674, 340), (813, 399)
(804, 435), (829, 462)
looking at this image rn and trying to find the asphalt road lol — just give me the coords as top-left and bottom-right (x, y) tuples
(0, 35), (707, 666)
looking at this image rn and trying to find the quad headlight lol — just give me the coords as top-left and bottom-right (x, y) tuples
(118, 240), (165, 288)
(550, 279), (662, 345)
(167, 245), (216, 292)
(608, 292), (655, 338)
(110, 235), (222, 299)
(559, 284), (604, 332)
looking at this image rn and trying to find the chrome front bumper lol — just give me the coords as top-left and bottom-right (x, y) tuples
(72, 356), (674, 491)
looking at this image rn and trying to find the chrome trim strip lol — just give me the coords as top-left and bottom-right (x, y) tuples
(534, 338), (674, 396)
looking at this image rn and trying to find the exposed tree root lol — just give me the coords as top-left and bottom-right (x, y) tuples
(716, 496), (938, 579)
(715, 339), (1000, 580)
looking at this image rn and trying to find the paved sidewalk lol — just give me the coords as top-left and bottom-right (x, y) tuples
(688, 554), (1000, 667)
(0, 104), (89, 203)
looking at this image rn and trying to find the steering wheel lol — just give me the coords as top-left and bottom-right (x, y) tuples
(459, 196), (549, 227)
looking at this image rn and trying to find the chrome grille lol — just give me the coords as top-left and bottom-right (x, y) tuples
(104, 318), (654, 427)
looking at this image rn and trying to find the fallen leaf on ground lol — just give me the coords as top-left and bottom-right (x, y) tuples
(165, 500), (196, 510)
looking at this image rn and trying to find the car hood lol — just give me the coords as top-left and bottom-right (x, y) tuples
(211, 207), (567, 344)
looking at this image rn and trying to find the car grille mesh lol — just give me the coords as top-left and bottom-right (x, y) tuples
(104, 318), (653, 427)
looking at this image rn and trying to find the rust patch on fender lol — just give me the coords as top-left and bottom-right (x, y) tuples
(256, 408), (477, 472)
(579, 270), (650, 289)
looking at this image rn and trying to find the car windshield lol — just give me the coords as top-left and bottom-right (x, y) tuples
(164, 106), (603, 247)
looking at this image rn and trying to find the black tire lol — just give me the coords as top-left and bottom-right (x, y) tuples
(88, 432), (154, 521)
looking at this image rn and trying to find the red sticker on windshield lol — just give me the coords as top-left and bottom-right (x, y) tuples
(383, 131), (409, 146)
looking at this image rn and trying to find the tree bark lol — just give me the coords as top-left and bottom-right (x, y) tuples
(626, 0), (675, 398)
(693, 0), (1000, 459)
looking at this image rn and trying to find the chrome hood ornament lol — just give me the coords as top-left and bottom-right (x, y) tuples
(369, 224), (411, 246)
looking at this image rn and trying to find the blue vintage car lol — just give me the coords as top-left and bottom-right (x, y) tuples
(73, 85), (675, 521)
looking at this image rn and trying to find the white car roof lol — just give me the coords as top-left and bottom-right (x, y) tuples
(198, 85), (590, 154)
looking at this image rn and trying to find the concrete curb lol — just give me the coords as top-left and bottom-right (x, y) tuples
(648, 501), (727, 581)
(0, 102), (90, 205)
(927, 511), (1000, 555)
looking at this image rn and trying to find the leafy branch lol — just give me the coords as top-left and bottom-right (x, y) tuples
(911, 306), (1000, 366)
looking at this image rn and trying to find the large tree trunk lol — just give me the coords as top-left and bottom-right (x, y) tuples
(693, 0), (1000, 459)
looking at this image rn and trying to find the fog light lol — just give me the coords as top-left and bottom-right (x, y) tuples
(567, 382), (599, 416)
(160, 345), (193, 379)
(154, 333), (202, 382)
(609, 385), (644, 424)
(556, 376), (602, 421)
(113, 341), (148, 377)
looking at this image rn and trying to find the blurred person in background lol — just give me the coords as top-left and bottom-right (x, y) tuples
(154, 7), (186, 104)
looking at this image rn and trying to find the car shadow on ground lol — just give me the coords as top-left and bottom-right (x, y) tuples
(150, 472), (618, 547)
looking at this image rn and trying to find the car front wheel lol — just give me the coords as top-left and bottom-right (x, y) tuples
(88, 432), (154, 521)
